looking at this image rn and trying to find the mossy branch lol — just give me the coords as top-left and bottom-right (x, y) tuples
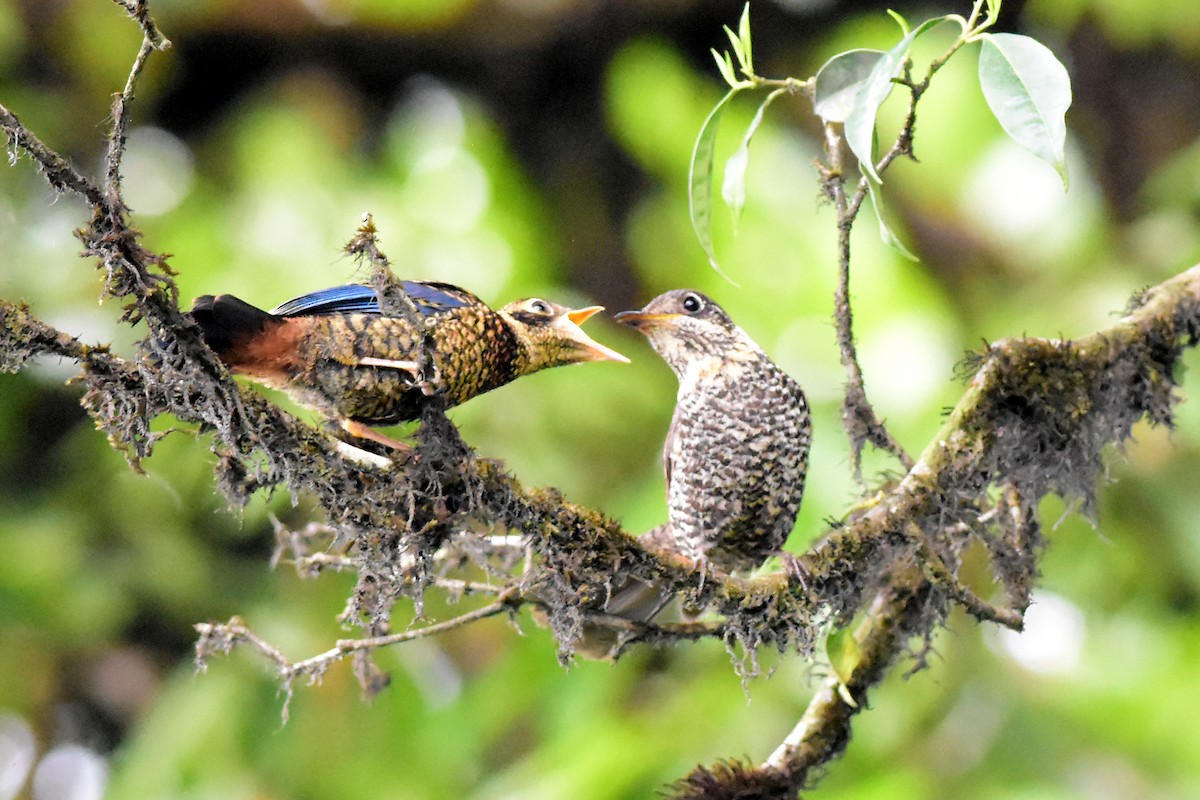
(6, 255), (1199, 792)
(663, 266), (1200, 797)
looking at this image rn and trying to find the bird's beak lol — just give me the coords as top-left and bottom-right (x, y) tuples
(566, 305), (603, 326)
(613, 310), (681, 331)
(559, 306), (631, 363)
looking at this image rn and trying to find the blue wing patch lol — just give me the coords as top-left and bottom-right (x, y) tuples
(271, 282), (477, 318)
(271, 284), (377, 316)
(402, 281), (480, 314)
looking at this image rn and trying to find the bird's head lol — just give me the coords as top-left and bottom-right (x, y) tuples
(614, 290), (749, 377)
(498, 297), (630, 374)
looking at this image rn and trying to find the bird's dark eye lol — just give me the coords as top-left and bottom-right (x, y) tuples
(681, 293), (703, 314)
(529, 299), (550, 314)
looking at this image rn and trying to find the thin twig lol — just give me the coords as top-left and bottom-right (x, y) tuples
(105, 35), (158, 204)
(823, 20), (989, 480)
(195, 617), (291, 671)
(0, 104), (103, 205)
(111, 0), (172, 49)
(821, 114), (914, 480)
(907, 523), (1024, 630)
(286, 592), (520, 677)
(345, 213), (425, 327)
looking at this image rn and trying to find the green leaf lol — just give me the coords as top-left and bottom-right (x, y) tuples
(721, 87), (787, 232)
(886, 8), (911, 36)
(845, 15), (949, 182)
(864, 166), (919, 261)
(978, 32), (1072, 189)
(723, 25), (746, 72)
(982, 0), (1001, 27)
(737, 2), (753, 74)
(813, 49), (884, 123)
(826, 626), (861, 688)
(711, 48), (737, 87)
(689, 88), (743, 280)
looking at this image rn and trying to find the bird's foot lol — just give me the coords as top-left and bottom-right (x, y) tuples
(417, 363), (442, 397)
(355, 356), (422, 379)
(334, 440), (394, 470)
(779, 551), (810, 594)
(695, 555), (711, 594)
(341, 419), (416, 458)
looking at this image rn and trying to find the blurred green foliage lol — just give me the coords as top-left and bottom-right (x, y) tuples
(3, 0), (1200, 798)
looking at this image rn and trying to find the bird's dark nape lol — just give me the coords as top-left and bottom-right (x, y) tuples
(187, 295), (277, 356)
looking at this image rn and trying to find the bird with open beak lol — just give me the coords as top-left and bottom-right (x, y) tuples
(615, 289), (811, 574)
(188, 281), (628, 450)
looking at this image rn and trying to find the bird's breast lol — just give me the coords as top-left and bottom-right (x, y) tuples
(676, 354), (727, 397)
(666, 356), (812, 571)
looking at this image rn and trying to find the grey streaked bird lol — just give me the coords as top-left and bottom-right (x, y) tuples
(615, 289), (812, 574)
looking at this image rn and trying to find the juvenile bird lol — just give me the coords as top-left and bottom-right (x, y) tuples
(616, 290), (811, 574)
(188, 281), (628, 449)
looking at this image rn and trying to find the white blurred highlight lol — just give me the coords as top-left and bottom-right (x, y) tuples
(859, 314), (956, 414)
(961, 140), (1069, 240)
(121, 127), (195, 216)
(0, 713), (35, 800)
(993, 591), (1087, 676)
(31, 744), (107, 800)
(388, 81), (511, 296)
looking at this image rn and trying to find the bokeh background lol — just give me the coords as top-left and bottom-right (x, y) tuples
(3, 0), (1200, 797)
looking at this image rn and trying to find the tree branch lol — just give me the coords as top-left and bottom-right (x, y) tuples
(817, 21), (985, 481)
(112, 0), (172, 49)
(6, 254), (1200, 792)
(0, 104), (104, 205)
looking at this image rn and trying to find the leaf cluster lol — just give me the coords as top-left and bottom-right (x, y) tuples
(692, 0), (1072, 268)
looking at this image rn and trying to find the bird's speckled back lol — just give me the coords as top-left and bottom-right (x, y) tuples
(291, 306), (520, 425)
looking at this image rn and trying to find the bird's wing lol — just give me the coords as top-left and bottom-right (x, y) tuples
(270, 284), (377, 316)
(271, 282), (477, 318)
(402, 281), (480, 313)
(662, 404), (682, 492)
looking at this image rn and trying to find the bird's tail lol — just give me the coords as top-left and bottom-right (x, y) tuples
(572, 577), (675, 660)
(531, 576), (674, 661)
(187, 294), (278, 359)
(538, 523), (678, 660)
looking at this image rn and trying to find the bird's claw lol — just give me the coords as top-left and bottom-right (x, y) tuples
(416, 361), (442, 396)
(340, 419), (414, 456)
(779, 552), (810, 593)
(356, 356), (422, 379)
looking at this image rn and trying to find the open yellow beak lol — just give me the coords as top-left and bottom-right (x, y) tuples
(566, 305), (603, 325)
(561, 306), (630, 363)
